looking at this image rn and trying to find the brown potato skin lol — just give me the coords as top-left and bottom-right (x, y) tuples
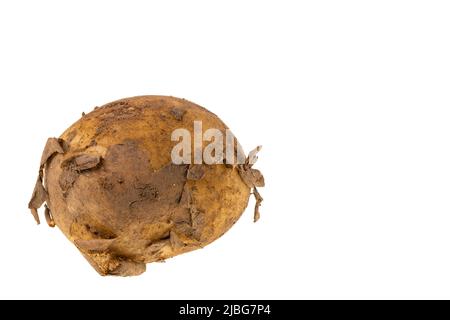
(44, 96), (250, 276)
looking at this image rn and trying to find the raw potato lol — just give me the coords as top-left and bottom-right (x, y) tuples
(28, 96), (264, 276)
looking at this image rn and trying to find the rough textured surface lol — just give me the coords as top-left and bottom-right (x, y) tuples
(29, 95), (264, 276)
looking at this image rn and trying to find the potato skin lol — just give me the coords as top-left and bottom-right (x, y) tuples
(44, 96), (251, 276)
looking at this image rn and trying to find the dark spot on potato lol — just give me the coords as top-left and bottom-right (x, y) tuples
(170, 107), (186, 121)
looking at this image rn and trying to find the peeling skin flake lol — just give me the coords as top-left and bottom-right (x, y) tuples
(28, 138), (65, 224)
(253, 187), (263, 223)
(237, 146), (265, 222)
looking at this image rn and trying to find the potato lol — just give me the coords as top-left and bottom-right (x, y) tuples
(28, 96), (264, 276)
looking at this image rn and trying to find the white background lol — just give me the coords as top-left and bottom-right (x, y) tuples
(0, 0), (450, 299)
